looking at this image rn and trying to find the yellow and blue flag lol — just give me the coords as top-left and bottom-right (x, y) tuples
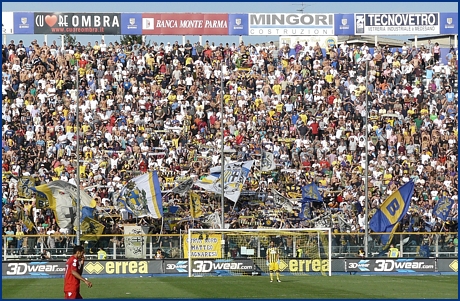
(32, 180), (94, 230)
(80, 217), (105, 241)
(17, 176), (36, 198)
(117, 171), (163, 219)
(301, 183), (323, 203)
(370, 180), (414, 248)
(189, 191), (203, 218)
(433, 196), (454, 221)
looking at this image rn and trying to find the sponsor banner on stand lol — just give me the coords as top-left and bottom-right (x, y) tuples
(3, 12), (14, 34)
(83, 260), (163, 275)
(334, 13), (354, 36)
(354, 13), (440, 35)
(248, 13), (334, 36)
(13, 12), (34, 34)
(346, 258), (436, 272)
(164, 259), (189, 273)
(142, 13), (228, 35)
(191, 259), (255, 273)
(440, 12), (458, 35)
(34, 12), (121, 35)
(437, 258), (458, 272)
(121, 13), (142, 35)
(228, 14), (248, 35)
(3, 261), (66, 276)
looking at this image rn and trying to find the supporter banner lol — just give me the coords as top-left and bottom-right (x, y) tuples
(2, 12), (14, 34)
(183, 234), (222, 259)
(346, 258), (436, 272)
(279, 36), (337, 49)
(248, 13), (334, 36)
(34, 12), (121, 35)
(121, 13), (142, 35)
(13, 12), (34, 34)
(141, 13), (228, 35)
(354, 13), (440, 35)
(228, 14), (248, 35)
(124, 225), (149, 259)
(191, 259), (255, 273)
(334, 13), (354, 36)
(440, 12), (458, 35)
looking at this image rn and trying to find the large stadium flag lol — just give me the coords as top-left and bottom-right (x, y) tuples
(369, 180), (414, 249)
(17, 176), (36, 198)
(301, 183), (323, 203)
(433, 196), (454, 221)
(80, 217), (105, 241)
(32, 181), (93, 230)
(116, 171), (163, 219)
(261, 151), (276, 172)
(195, 160), (254, 203)
(171, 178), (194, 195)
(189, 191), (203, 218)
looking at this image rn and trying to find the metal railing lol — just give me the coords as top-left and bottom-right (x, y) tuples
(2, 232), (457, 261)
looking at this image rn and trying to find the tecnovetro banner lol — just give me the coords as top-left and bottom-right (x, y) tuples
(34, 12), (121, 35)
(354, 13), (441, 35)
(334, 13), (354, 36)
(440, 12), (458, 35)
(248, 13), (335, 36)
(141, 13), (229, 35)
(121, 13), (143, 35)
(2, 12), (14, 34)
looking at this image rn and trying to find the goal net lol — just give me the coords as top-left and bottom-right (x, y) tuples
(186, 228), (331, 277)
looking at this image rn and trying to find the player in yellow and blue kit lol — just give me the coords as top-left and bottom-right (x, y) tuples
(266, 241), (281, 282)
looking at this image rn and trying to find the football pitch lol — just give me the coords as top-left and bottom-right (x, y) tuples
(2, 275), (458, 299)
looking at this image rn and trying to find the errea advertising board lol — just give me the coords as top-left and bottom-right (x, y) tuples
(354, 13), (440, 35)
(248, 13), (334, 36)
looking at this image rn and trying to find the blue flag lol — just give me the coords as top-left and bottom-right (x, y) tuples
(81, 206), (95, 221)
(433, 196), (454, 221)
(369, 180), (414, 249)
(301, 183), (323, 203)
(299, 201), (311, 220)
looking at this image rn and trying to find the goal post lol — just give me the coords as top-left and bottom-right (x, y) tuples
(186, 228), (332, 277)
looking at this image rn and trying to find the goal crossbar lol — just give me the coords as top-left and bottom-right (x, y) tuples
(188, 228), (332, 277)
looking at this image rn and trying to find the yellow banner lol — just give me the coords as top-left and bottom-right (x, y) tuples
(183, 234), (222, 259)
(189, 192), (203, 218)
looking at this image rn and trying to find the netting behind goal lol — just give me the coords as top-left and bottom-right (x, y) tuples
(186, 228), (331, 277)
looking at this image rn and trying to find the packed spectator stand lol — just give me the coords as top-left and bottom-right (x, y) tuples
(1, 36), (458, 259)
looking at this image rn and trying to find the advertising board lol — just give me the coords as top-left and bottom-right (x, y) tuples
(248, 13), (334, 36)
(346, 258), (436, 272)
(141, 13), (228, 35)
(34, 12), (121, 34)
(355, 13), (440, 35)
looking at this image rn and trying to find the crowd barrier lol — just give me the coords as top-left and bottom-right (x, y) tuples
(2, 257), (457, 278)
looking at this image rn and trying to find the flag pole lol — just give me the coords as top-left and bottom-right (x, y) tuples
(76, 67), (81, 246)
(364, 58), (369, 257)
(220, 61), (225, 230)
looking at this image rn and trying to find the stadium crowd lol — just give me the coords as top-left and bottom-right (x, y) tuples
(1, 36), (458, 257)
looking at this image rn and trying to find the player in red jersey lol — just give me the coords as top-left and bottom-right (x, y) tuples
(64, 245), (92, 299)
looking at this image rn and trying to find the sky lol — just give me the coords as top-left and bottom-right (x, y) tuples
(2, 1), (458, 46)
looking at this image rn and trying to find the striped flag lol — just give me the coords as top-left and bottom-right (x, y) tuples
(116, 171), (163, 219)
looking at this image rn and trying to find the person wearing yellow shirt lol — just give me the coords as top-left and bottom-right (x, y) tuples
(93, 41), (101, 56)
(383, 172), (392, 185)
(74, 51), (81, 61)
(62, 107), (69, 117)
(185, 56), (193, 66)
(254, 96), (263, 108)
(299, 112), (308, 124)
(324, 71), (334, 85)
(54, 164), (64, 177)
(275, 102), (284, 114)
(81, 122), (91, 133)
(272, 83), (282, 96)
(78, 66), (86, 77)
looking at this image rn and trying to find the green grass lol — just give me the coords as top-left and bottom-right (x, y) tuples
(2, 275), (458, 299)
